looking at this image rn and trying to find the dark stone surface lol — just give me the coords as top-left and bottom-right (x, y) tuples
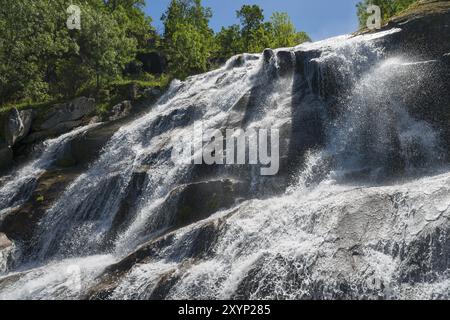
(2, 108), (33, 147)
(0, 143), (13, 172)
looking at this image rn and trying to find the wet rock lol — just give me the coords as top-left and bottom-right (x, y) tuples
(87, 216), (231, 300)
(167, 179), (249, 228)
(142, 88), (162, 100)
(0, 142), (13, 171)
(0, 233), (13, 275)
(226, 54), (246, 69)
(108, 171), (148, 238)
(263, 48), (274, 63)
(147, 270), (181, 299)
(59, 122), (120, 168)
(86, 233), (177, 299)
(381, 1), (450, 61)
(276, 50), (295, 76)
(399, 226), (450, 283)
(0, 233), (12, 250)
(226, 91), (251, 127)
(107, 101), (132, 121)
(34, 97), (95, 132)
(23, 120), (83, 144)
(0, 169), (81, 245)
(2, 108), (33, 146)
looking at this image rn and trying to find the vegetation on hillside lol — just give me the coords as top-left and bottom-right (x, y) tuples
(0, 0), (155, 106)
(0, 0), (312, 111)
(356, 0), (419, 27)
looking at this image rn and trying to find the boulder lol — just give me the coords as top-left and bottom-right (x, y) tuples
(263, 48), (274, 63)
(142, 88), (162, 100)
(23, 120), (83, 144)
(0, 233), (12, 250)
(2, 108), (33, 146)
(276, 50), (295, 76)
(107, 101), (133, 121)
(166, 179), (249, 228)
(59, 121), (121, 167)
(36, 97), (95, 131)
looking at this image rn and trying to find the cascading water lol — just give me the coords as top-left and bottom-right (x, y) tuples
(0, 25), (449, 300)
(0, 124), (100, 215)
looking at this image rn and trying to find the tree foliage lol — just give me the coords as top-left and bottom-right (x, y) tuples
(162, 2), (311, 72)
(161, 0), (214, 79)
(270, 12), (311, 48)
(356, 0), (418, 28)
(236, 4), (265, 51)
(215, 25), (243, 59)
(215, 6), (311, 61)
(0, 0), (312, 105)
(0, 0), (154, 105)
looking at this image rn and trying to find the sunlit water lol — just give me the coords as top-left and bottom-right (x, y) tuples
(1, 28), (449, 299)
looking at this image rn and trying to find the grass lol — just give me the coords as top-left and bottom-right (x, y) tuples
(109, 73), (170, 90)
(0, 100), (57, 118)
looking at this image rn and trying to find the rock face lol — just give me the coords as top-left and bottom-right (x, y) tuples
(0, 233), (12, 250)
(2, 108), (33, 146)
(0, 168), (82, 252)
(60, 122), (120, 167)
(19, 97), (97, 144)
(36, 97), (95, 132)
(107, 101), (132, 121)
(1, 1), (450, 300)
(165, 179), (249, 229)
(0, 142), (13, 171)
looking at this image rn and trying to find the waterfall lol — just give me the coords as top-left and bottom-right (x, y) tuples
(0, 124), (100, 215)
(1, 26), (449, 300)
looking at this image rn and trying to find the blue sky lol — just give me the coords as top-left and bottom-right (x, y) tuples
(144, 0), (361, 41)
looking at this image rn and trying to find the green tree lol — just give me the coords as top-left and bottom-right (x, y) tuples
(213, 8), (311, 61)
(161, 0), (214, 79)
(169, 23), (212, 78)
(106, 0), (154, 49)
(215, 25), (243, 60)
(270, 12), (311, 48)
(0, 0), (73, 103)
(236, 4), (265, 52)
(106, 0), (145, 10)
(67, 4), (137, 93)
(294, 31), (311, 45)
(0, 0), (149, 104)
(247, 22), (274, 53)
